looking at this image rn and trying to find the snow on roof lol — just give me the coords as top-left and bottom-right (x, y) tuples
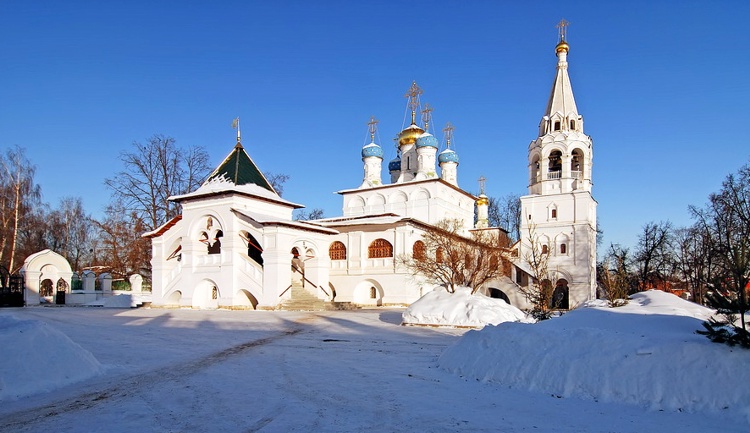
(231, 208), (339, 234)
(314, 213), (409, 228)
(142, 215), (182, 239)
(335, 178), (477, 200)
(170, 176), (303, 208)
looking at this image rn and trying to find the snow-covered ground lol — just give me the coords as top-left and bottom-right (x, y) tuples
(440, 290), (750, 423)
(0, 291), (748, 432)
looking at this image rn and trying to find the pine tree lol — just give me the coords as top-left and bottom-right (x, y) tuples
(697, 290), (750, 348)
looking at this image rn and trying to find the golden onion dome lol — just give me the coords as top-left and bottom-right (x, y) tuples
(476, 194), (489, 206)
(398, 123), (425, 147)
(555, 40), (569, 54)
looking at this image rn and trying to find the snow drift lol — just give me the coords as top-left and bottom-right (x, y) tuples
(439, 290), (750, 421)
(85, 292), (150, 308)
(0, 315), (103, 401)
(402, 286), (530, 327)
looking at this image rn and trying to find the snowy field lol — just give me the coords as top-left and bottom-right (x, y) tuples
(1, 295), (748, 432)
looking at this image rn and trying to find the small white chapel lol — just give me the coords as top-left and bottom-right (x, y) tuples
(145, 24), (597, 311)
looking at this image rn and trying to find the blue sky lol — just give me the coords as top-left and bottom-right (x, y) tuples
(1, 0), (748, 250)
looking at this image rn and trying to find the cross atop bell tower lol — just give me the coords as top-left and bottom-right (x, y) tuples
(556, 18), (569, 42)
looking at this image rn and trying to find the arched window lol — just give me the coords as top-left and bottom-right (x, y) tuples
(56, 279), (69, 292)
(548, 150), (562, 172)
(436, 247), (445, 264)
(368, 239), (393, 258)
(370, 287), (377, 299)
(211, 286), (218, 300)
(551, 209), (557, 219)
(208, 230), (223, 255)
(571, 149), (584, 180)
(542, 244), (549, 255)
(240, 232), (263, 266)
(329, 241), (347, 260)
(554, 121), (561, 131)
(40, 279), (54, 297)
(531, 155), (541, 184)
(570, 119), (576, 130)
(412, 241), (425, 260)
(560, 243), (567, 254)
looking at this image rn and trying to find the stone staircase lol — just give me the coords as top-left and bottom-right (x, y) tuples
(279, 282), (358, 311)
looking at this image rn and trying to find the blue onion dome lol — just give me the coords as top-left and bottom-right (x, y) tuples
(438, 148), (459, 164)
(416, 132), (438, 149)
(361, 142), (384, 158)
(388, 156), (401, 171)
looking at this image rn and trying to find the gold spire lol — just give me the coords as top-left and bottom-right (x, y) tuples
(367, 116), (379, 142)
(555, 19), (570, 54)
(443, 122), (455, 148)
(405, 81), (423, 125)
(421, 103), (433, 132)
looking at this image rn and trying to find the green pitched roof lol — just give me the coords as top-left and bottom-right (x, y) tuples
(205, 142), (277, 193)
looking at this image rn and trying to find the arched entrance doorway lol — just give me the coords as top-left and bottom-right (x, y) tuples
(488, 288), (510, 304)
(551, 279), (569, 309)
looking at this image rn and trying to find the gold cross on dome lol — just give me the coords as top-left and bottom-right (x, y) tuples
(443, 122), (455, 146)
(478, 176), (486, 195)
(405, 81), (423, 113)
(421, 103), (433, 131)
(367, 116), (379, 141)
(556, 19), (570, 42)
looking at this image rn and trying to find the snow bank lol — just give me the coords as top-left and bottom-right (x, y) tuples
(439, 290), (750, 421)
(402, 286), (530, 327)
(86, 292), (150, 308)
(0, 315), (103, 401)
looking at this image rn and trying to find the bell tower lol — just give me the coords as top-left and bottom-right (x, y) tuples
(519, 20), (598, 307)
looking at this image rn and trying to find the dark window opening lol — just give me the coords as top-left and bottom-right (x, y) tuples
(489, 288), (510, 304)
(208, 230), (223, 254)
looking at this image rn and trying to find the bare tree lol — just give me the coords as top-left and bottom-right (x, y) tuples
(105, 135), (210, 232)
(294, 208), (325, 221)
(488, 193), (521, 242)
(673, 224), (715, 305)
(518, 223), (555, 319)
(264, 172), (290, 197)
(0, 146), (42, 273)
(634, 220), (674, 291)
(47, 197), (94, 271)
(597, 243), (634, 307)
(692, 162), (750, 336)
(399, 219), (510, 294)
(91, 203), (151, 278)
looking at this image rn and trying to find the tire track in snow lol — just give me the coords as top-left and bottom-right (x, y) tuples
(0, 325), (307, 432)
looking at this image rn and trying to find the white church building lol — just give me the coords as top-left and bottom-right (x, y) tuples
(146, 28), (596, 311)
